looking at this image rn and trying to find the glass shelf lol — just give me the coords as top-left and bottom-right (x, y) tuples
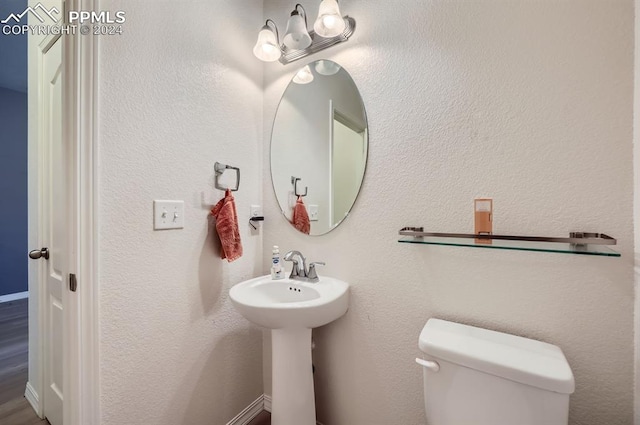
(398, 229), (620, 257)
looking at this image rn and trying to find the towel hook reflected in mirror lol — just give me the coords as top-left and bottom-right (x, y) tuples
(291, 176), (307, 197)
(214, 162), (240, 191)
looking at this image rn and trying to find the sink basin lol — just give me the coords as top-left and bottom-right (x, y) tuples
(229, 275), (349, 329)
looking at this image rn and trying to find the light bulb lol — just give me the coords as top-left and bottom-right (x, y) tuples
(283, 7), (312, 50)
(261, 43), (279, 56)
(313, 0), (346, 38)
(253, 23), (281, 62)
(293, 65), (314, 84)
(322, 15), (340, 29)
(315, 60), (341, 76)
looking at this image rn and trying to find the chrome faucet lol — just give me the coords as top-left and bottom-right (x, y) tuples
(284, 250), (306, 278)
(283, 250), (325, 283)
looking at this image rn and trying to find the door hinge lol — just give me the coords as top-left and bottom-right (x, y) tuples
(69, 274), (78, 292)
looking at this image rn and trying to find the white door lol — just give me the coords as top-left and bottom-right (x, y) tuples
(29, 31), (65, 425)
(331, 114), (366, 227)
(43, 34), (64, 425)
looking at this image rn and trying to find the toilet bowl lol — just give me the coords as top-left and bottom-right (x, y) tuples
(417, 319), (575, 425)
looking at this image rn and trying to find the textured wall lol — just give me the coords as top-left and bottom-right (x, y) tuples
(0, 88), (27, 296)
(98, 1), (265, 424)
(0, 0), (27, 93)
(0, 0), (28, 297)
(634, 0), (640, 422)
(263, 1), (634, 424)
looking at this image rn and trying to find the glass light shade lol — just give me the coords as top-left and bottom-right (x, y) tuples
(253, 25), (281, 62)
(293, 65), (314, 84)
(283, 13), (312, 50)
(315, 60), (341, 76)
(313, 0), (346, 37)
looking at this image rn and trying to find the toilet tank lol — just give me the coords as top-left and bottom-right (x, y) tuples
(418, 319), (575, 425)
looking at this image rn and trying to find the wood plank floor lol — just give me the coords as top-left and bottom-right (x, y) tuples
(248, 410), (271, 425)
(0, 299), (48, 425)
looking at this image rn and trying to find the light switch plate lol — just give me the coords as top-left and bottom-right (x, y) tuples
(154, 200), (185, 230)
(308, 204), (319, 221)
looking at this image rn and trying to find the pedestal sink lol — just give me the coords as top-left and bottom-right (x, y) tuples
(229, 275), (349, 425)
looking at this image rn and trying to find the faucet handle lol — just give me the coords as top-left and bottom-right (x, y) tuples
(307, 262), (325, 281)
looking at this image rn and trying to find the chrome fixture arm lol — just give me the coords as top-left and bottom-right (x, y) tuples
(266, 19), (279, 42)
(279, 16), (356, 64)
(399, 227), (617, 246)
(294, 4), (307, 28)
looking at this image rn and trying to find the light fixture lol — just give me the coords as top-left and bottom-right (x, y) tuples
(313, 0), (346, 38)
(253, 19), (281, 62)
(253, 1), (356, 65)
(315, 60), (341, 76)
(283, 4), (312, 50)
(293, 65), (314, 84)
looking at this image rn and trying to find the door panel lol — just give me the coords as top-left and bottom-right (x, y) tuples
(331, 117), (366, 227)
(42, 34), (64, 425)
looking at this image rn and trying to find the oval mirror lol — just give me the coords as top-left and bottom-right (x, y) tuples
(270, 60), (368, 236)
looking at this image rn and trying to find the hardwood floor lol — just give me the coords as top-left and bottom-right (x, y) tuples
(0, 299), (48, 425)
(248, 410), (271, 425)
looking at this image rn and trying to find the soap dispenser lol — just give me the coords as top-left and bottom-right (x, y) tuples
(271, 246), (284, 280)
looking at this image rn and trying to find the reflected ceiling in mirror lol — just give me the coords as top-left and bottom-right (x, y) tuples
(271, 60), (368, 236)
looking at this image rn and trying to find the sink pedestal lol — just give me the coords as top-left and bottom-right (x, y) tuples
(229, 275), (349, 424)
(271, 328), (315, 425)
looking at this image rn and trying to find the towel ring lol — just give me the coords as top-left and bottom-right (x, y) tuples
(291, 176), (307, 197)
(215, 162), (240, 191)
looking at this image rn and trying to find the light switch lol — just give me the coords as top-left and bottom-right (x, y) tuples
(154, 200), (185, 230)
(308, 204), (319, 221)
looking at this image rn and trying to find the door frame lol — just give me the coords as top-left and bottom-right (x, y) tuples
(62, 0), (100, 423)
(27, 0), (100, 423)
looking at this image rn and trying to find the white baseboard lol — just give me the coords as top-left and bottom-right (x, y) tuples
(262, 394), (323, 425)
(0, 291), (28, 304)
(24, 381), (42, 418)
(226, 395), (265, 425)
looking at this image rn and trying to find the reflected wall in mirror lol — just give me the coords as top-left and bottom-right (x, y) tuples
(271, 60), (368, 235)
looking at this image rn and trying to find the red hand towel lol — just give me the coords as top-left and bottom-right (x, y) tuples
(210, 189), (243, 262)
(292, 196), (310, 235)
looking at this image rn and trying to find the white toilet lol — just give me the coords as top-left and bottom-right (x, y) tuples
(417, 318), (575, 425)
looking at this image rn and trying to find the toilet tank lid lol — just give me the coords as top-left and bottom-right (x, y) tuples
(419, 319), (575, 394)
